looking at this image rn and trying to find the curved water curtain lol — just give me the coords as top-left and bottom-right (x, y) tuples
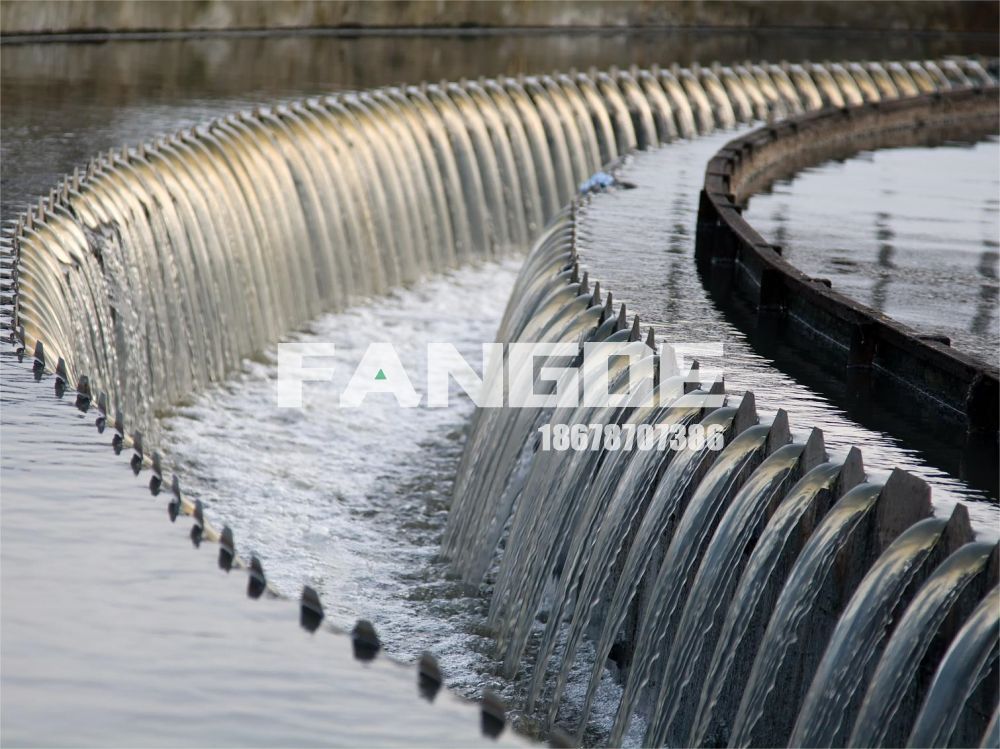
(12, 57), (992, 434)
(440, 56), (997, 748)
(6, 54), (997, 748)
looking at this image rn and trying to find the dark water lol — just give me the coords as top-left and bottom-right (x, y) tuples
(3, 30), (998, 746)
(745, 138), (1000, 367)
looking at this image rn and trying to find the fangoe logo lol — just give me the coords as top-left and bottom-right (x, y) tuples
(276, 340), (725, 409)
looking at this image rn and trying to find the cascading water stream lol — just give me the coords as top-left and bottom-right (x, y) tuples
(727, 482), (886, 746)
(687, 451), (866, 747)
(906, 587), (1000, 748)
(491, 329), (660, 666)
(18, 54), (982, 427)
(645, 431), (827, 747)
(606, 417), (792, 746)
(849, 542), (997, 748)
(570, 400), (757, 737)
(478, 332), (651, 594)
(527, 388), (715, 717)
(449, 281), (614, 589)
(9, 51), (997, 749)
(437, 55), (994, 748)
(983, 710), (1000, 749)
(789, 513), (970, 747)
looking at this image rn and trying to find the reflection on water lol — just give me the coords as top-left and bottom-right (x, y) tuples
(972, 218), (1000, 339)
(579, 133), (998, 529)
(2, 29), (994, 217)
(745, 139), (1000, 366)
(872, 210), (895, 313)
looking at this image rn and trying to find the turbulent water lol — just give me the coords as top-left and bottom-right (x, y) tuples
(158, 262), (526, 697)
(6, 49), (998, 749)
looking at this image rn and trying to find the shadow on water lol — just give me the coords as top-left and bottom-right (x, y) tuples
(699, 264), (999, 500)
(745, 140), (1000, 366)
(972, 221), (1000, 339)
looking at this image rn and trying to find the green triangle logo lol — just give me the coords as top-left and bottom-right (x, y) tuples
(374, 369), (387, 381)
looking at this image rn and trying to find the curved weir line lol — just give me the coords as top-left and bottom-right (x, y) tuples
(440, 58), (998, 748)
(1, 243), (535, 746)
(7, 57), (891, 577)
(2, 55), (995, 748)
(695, 85), (1000, 441)
(7, 57), (991, 433)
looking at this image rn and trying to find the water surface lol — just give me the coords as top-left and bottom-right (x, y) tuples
(745, 138), (1000, 366)
(3, 30), (997, 746)
(0, 347), (528, 747)
(578, 134), (999, 535)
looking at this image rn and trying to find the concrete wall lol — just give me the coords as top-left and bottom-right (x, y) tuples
(695, 88), (1000, 439)
(2, 0), (997, 36)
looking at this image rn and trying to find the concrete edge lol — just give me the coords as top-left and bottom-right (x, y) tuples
(695, 86), (1000, 438)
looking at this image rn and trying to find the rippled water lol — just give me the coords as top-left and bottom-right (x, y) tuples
(577, 133), (999, 537)
(745, 137), (1000, 366)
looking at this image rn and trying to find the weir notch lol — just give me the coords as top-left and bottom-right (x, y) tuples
(299, 586), (324, 633)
